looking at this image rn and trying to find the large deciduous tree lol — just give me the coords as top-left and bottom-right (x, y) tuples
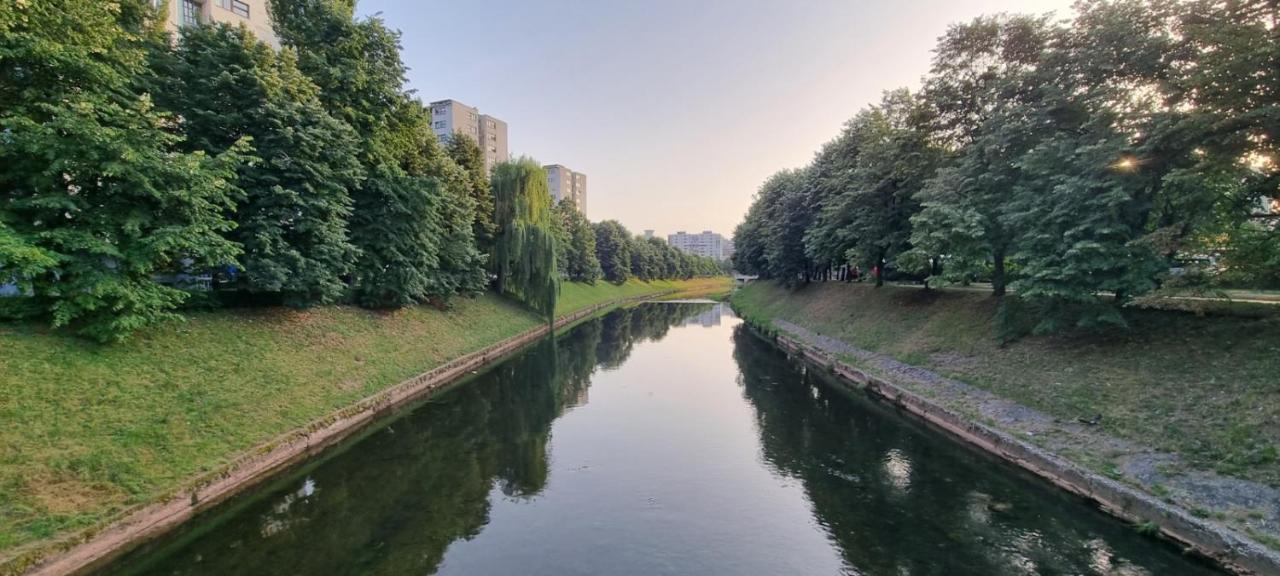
(553, 200), (602, 283)
(271, 0), (469, 308)
(164, 24), (362, 307)
(0, 0), (244, 341)
(594, 220), (633, 284)
(913, 14), (1056, 296)
(760, 169), (814, 286)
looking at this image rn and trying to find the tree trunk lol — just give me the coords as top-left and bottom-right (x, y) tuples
(991, 247), (1006, 297)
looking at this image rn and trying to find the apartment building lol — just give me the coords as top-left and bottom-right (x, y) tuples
(159, 0), (280, 48)
(429, 99), (509, 172)
(544, 164), (587, 215)
(668, 231), (731, 261)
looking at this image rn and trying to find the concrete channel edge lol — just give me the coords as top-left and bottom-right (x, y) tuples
(758, 325), (1280, 576)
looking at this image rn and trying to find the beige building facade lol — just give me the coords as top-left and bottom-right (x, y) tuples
(430, 99), (509, 173)
(158, 0), (280, 48)
(544, 164), (587, 215)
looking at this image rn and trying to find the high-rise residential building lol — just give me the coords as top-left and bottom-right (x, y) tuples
(544, 164), (587, 215)
(429, 99), (508, 172)
(159, 0), (280, 48)
(668, 230), (731, 261)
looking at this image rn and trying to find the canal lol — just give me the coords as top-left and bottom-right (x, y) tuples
(102, 303), (1223, 575)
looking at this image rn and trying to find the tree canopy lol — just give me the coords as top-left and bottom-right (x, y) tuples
(733, 0), (1280, 334)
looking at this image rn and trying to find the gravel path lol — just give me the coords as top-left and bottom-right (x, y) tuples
(773, 319), (1280, 549)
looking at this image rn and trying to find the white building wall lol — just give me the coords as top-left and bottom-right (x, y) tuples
(668, 231), (729, 260)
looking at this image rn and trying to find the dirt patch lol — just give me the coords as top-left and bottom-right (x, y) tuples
(26, 473), (125, 516)
(927, 351), (980, 372)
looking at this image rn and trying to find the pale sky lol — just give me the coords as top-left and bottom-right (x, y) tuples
(356, 0), (1076, 238)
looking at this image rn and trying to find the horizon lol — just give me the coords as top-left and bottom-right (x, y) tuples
(355, 0), (1076, 238)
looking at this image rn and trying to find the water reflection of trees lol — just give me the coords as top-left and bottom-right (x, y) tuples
(115, 303), (714, 576)
(731, 326), (1219, 576)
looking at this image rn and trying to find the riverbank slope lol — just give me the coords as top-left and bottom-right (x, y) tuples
(0, 277), (729, 570)
(732, 281), (1280, 557)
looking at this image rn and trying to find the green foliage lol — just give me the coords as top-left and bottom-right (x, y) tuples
(348, 168), (447, 308)
(271, 0), (484, 307)
(552, 199), (603, 283)
(593, 220), (632, 284)
(491, 158), (559, 321)
(445, 134), (497, 255)
(1, 0), (244, 341)
(736, 169), (816, 286)
(401, 104), (488, 300)
(735, 0), (1280, 334)
(164, 24), (362, 307)
(807, 90), (939, 287)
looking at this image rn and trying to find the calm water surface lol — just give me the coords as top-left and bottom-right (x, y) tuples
(103, 303), (1222, 575)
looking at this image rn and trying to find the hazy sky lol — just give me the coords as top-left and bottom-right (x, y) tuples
(356, 0), (1076, 238)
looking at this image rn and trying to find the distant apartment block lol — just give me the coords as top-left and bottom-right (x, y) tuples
(159, 0), (280, 48)
(668, 230), (731, 261)
(544, 164), (587, 215)
(429, 99), (509, 172)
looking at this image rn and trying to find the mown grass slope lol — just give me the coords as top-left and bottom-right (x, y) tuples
(0, 277), (729, 557)
(733, 281), (1280, 487)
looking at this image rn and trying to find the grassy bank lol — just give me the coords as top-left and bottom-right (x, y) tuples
(0, 278), (729, 559)
(732, 281), (1280, 488)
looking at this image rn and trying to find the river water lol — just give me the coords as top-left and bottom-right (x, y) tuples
(102, 303), (1222, 575)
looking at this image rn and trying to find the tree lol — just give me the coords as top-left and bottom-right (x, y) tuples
(553, 200), (602, 283)
(445, 134), (497, 256)
(732, 201), (769, 276)
(164, 24), (362, 307)
(594, 221), (632, 284)
(914, 14), (1057, 296)
(813, 90), (938, 287)
(399, 103), (488, 300)
(760, 169), (813, 286)
(491, 158), (558, 321)
(271, 0), (465, 307)
(0, 0), (244, 341)
(802, 118), (862, 275)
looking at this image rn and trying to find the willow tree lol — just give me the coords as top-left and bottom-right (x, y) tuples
(491, 159), (559, 321)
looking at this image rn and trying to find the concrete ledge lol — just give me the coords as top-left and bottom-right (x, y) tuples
(768, 330), (1280, 576)
(6, 293), (667, 576)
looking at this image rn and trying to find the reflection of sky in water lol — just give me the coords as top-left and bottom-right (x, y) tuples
(883, 449), (912, 492)
(102, 304), (1226, 576)
(260, 477), (317, 538)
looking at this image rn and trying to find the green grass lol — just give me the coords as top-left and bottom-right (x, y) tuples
(555, 277), (729, 314)
(0, 278), (728, 560)
(733, 281), (1280, 488)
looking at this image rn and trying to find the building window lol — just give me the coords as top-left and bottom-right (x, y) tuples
(217, 0), (230, 8)
(231, 0), (250, 17)
(181, 0), (201, 27)
(434, 121), (446, 129)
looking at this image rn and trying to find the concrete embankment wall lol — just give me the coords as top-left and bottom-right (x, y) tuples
(13, 295), (665, 576)
(753, 324), (1279, 576)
